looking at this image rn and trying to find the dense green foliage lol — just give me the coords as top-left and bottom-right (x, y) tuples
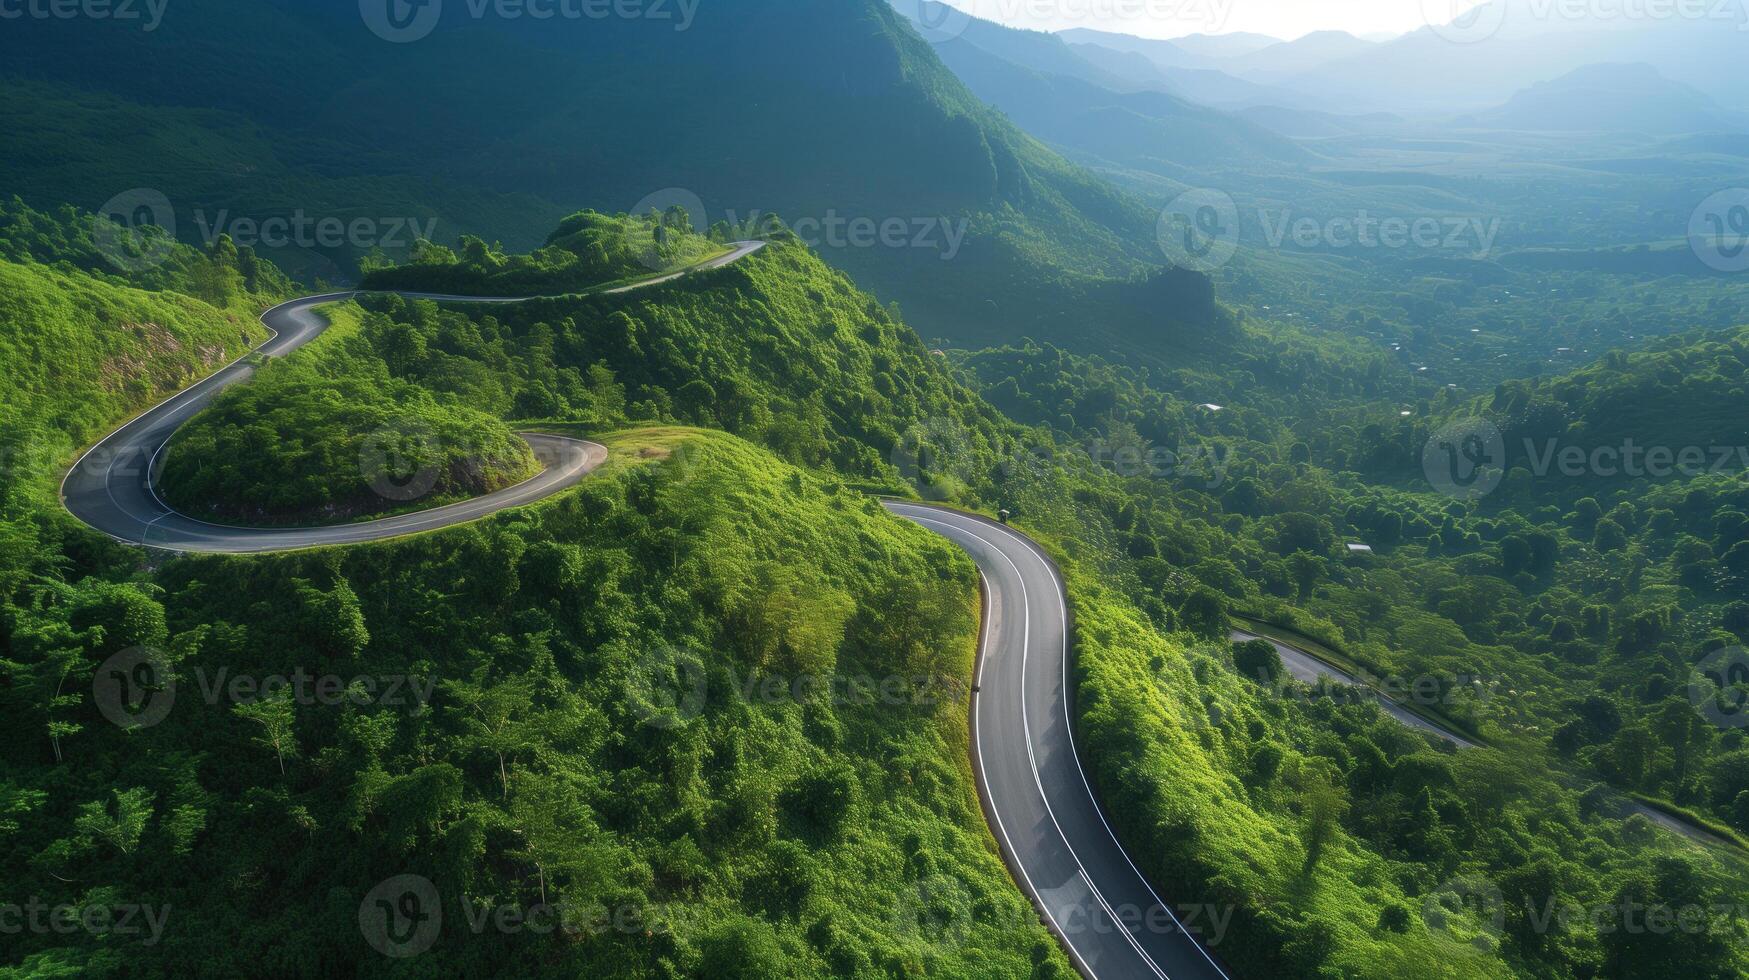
(0, 201), (287, 508)
(929, 315), (1749, 977)
(168, 227), (1030, 521)
(6, 6), (1749, 972)
(3, 427), (1069, 976)
(356, 235), (1015, 482)
(361, 210), (727, 297)
(1, 210), (1070, 977)
(157, 304), (539, 525)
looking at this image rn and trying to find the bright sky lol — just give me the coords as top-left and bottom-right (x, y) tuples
(936, 0), (1460, 41)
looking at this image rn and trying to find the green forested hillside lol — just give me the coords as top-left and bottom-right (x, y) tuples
(361, 211), (728, 297)
(4, 426), (1070, 977)
(0, 201), (287, 505)
(887, 310), (1749, 978)
(156, 303), (540, 526)
(0, 0), (1193, 353)
(950, 397), (1749, 979)
(5, 0), (1749, 974)
(6, 153), (1748, 980)
(0, 208), (1072, 976)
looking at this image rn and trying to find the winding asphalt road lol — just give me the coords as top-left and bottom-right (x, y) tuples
(886, 502), (1231, 980)
(59, 242), (765, 554)
(885, 505), (1730, 979)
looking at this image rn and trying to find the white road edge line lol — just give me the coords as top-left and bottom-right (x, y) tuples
(971, 514), (1235, 980)
(906, 511), (1171, 980)
(62, 244), (765, 551)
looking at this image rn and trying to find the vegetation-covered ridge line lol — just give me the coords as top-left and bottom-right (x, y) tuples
(1230, 614), (1493, 750)
(59, 245), (766, 552)
(1232, 616), (1745, 853)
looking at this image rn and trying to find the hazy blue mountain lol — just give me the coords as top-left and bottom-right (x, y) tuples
(930, 34), (1311, 171)
(1223, 30), (1377, 79)
(1466, 63), (1746, 135)
(1062, 42), (1180, 91)
(889, 0), (1143, 91)
(1273, 14), (1749, 113)
(890, 5), (1309, 171)
(1162, 30), (1283, 60)
(1057, 27), (1210, 68)
(1063, 32), (1339, 110)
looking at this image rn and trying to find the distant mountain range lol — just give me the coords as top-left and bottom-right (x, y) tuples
(1060, 11), (1749, 116)
(1056, 25), (1377, 109)
(1220, 30), (1378, 80)
(890, 2), (1308, 172)
(1465, 63), (1747, 135)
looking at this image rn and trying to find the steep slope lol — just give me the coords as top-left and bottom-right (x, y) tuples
(1062, 33), (1320, 110)
(0, 0), (1172, 350)
(0, 200), (288, 503)
(170, 228), (1025, 515)
(889, 0), (1142, 91)
(0, 207), (1070, 980)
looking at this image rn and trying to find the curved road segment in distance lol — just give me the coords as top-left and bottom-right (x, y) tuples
(59, 242), (765, 554)
(885, 501), (1232, 980)
(1230, 630), (1478, 749)
(1230, 628), (1733, 849)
